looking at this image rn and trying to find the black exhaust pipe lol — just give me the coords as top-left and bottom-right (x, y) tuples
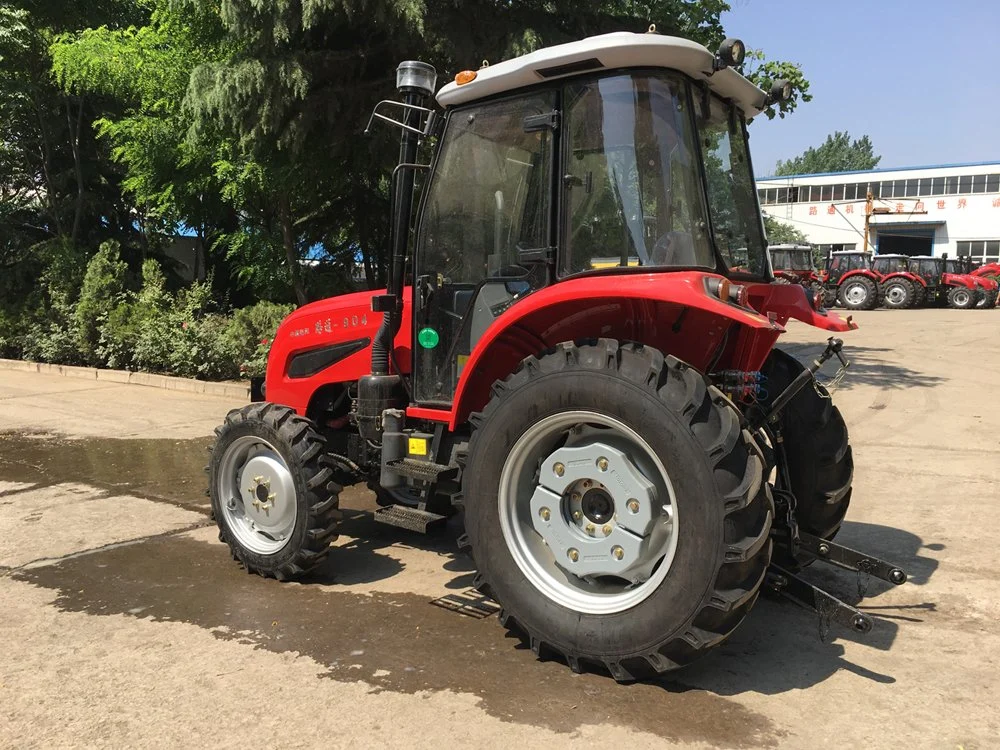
(360, 61), (436, 440)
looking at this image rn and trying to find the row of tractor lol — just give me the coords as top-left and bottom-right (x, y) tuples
(769, 245), (1000, 311)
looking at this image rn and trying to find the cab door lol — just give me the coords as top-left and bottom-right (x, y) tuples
(411, 92), (556, 405)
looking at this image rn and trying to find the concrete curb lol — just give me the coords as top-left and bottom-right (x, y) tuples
(0, 358), (249, 400)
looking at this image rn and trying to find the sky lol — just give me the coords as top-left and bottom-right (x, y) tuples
(721, 0), (1000, 177)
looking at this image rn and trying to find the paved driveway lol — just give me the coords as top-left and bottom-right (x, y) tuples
(1, 308), (997, 748)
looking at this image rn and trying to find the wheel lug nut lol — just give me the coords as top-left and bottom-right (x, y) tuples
(597, 457), (609, 472)
(553, 462), (565, 477)
(572, 510), (582, 521)
(611, 546), (624, 560)
(586, 523), (595, 534)
(602, 524), (612, 536)
(567, 548), (579, 562)
(571, 492), (581, 501)
(539, 507), (551, 521)
(627, 499), (640, 514)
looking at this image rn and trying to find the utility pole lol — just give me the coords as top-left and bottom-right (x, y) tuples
(863, 190), (873, 252)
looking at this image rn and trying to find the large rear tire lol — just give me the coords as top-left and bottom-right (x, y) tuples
(209, 403), (341, 580)
(461, 340), (772, 681)
(838, 276), (878, 310)
(760, 350), (853, 566)
(881, 278), (914, 309)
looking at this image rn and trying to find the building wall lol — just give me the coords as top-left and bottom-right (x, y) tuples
(757, 162), (1000, 264)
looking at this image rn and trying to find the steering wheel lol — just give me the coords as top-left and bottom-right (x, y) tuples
(650, 231), (696, 266)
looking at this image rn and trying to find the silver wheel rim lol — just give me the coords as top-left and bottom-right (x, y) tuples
(498, 410), (679, 615)
(845, 282), (869, 305)
(886, 284), (907, 305)
(954, 290), (970, 306)
(217, 436), (297, 555)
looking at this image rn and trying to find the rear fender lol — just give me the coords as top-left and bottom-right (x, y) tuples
(840, 269), (881, 284)
(447, 272), (780, 429)
(745, 282), (857, 332)
(881, 271), (926, 288)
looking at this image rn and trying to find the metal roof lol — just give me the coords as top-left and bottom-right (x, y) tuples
(757, 160), (1000, 182)
(436, 32), (768, 116)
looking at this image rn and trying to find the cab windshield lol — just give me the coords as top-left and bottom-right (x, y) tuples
(771, 248), (813, 271)
(697, 95), (768, 276)
(875, 257), (909, 273)
(561, 73), (715, 274)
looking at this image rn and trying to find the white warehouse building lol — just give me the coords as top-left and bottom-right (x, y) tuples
(757, 161), (1000, 265)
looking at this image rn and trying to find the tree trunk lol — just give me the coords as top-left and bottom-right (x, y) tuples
(66, 96), (86, 246)
(279, 195), (307, 305)
(30, 94), (63, 237)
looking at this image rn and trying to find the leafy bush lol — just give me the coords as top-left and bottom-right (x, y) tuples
(75, 240), (127, 365)
(220, 301), (293, 378)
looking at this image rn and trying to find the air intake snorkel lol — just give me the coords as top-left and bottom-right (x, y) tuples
(358, 61), (437, 439)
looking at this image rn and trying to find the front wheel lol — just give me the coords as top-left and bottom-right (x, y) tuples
(461, 340), (772, 681)
(838, 276), (878, 310)
(947, 286), (974, 309)
(209, 403), (341, 579)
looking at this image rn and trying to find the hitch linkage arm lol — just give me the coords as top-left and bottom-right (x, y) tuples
(748, 337), (849, 431)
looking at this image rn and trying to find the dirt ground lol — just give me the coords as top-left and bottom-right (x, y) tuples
(1, 308), (998, 749)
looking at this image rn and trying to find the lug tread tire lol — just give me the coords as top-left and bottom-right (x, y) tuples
(209, 403), (341, 580)
(760, 350), (853, 565)
(838, 276), (879, 310)
(460, 340), (772, 681)
(947, 287), (974, 309)
(880, 278), (915, 309)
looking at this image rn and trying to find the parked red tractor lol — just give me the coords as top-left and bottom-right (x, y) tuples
(970, 262), (1000, 308)
(820, 250), (883, 310)
(909, 256), (980, 309)
(207, 31), (906, 680)
(872, 254), (927, 309)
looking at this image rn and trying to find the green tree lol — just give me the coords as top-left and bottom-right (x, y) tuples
(763, 216), (808, 245)
(774, 131), (881, 176)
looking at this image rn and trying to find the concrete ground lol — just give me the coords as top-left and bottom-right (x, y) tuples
(1, 308), (997, 749)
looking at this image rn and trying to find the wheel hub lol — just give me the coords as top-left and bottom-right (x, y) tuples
(886, 285), (905, 304)
(528, 440), (661, 581)
(581, 487), (614, 524)
(846, 283), (868, 304)
(216, 437), (298, 554)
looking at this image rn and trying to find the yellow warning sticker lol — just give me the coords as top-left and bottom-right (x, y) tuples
(408, 437), (428, 456)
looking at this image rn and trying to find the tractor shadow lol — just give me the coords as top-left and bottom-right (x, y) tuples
(301, 501), (942, 696)
(664, 520), (942, 697)
(777, 343), (946, 391)
(297, 498), (475, 588)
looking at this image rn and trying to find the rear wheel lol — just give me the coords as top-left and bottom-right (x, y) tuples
(760, 350), (853, 566)
(881, 278), (915, 309)
(947, 286), (974, 309)
(209, 403), (341, 579)
(838, 276), (878, 310)
(461, 340), (772, 680)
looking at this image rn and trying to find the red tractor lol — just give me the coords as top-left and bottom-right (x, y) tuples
(768, 244), (824, 299)
(970, 262), (1000, 308)
(872, 254), (928, 309)
(909, 256), (980, 309)
(820, 250), (883, 310)
(207, 31), (906, 680)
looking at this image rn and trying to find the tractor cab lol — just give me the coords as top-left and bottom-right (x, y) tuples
(825, 250), (874, 285)
(768, 244), (816, 283)
(872, 254), (910, 275)
(412, 50), (778, 403)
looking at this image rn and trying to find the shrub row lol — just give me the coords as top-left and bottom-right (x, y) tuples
(1, 241), (292, 381)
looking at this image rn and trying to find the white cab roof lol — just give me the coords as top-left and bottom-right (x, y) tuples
(436, 31), (769, 117)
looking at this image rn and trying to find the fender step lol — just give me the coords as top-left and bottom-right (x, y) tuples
(385, 457), (458, 483)
(373, 504), (448, 533)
